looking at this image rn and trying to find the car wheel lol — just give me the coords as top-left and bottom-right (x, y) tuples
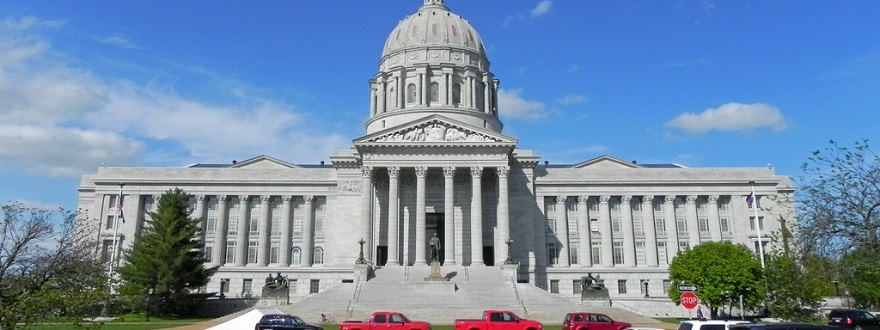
(855, 326), (863, 330)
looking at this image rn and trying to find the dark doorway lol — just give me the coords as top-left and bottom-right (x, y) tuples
(426, 213), (445, 263)
(483, 246), (495, 265)
(376, 246), (388, 266)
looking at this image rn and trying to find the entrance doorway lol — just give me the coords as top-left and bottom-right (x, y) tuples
(376, 246), (387, 266)
(426, 213), (445, 263)
(483, 246), (494, 265)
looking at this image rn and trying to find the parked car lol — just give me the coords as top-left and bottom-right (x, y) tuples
(339, 311), (431, 330)
(827, 309), (880, 330)
(677, 320), (751, 330)
(729, 322), (839, 330)
(454, 310), (543, 330)
(255, 314), (324, 330)
(562, 312), (631, 330)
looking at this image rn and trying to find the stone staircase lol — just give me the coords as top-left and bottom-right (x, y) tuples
(257, 265), (661, 325)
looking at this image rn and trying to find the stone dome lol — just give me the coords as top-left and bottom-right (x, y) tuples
(381, 0), (486, 60)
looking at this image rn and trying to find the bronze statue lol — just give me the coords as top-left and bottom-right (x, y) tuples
(429, 233), (441, 262)
(264, 272), (288, 289)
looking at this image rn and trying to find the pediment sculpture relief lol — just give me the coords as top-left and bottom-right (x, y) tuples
(374, 122), (500, 143)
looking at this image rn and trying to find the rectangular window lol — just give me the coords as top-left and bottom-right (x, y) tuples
(657, 242), (668, 265)
(550, 280), (559, 294)
(589, 199), (599, 212)
(247, 241), (258, 264)
(632, 200), (642, 212)
(617, 279), (627, 294)
(676, 218), (687, 234)
(204, 245), (213, 263)
(573, 280), (582, 294)
(612, 242), (624, 265)
(105, 215), (115, 230)
(663, 279), (672, 293)
(249, 217), (259, 235)
(749, 216), (765, 230)
(698, 218), (709, 232)
(221, 279), (230, 293)
(653, 201), (662, 212)
(610, 199), (620, 212)
(591, 242), (601, 265)
(225, 241), (236, 264)
(590, 218), (600, 233)
(309, 279), (320, 294)
(633, 218), (644, 236)
(242, 279), (253, 295)
(679, 241), (690, 251)
(292, 197), (304, 237)
(568, 199), (579, 238)
(635, 242), (646, 265)
(271, 213), (281, 236)
(547, 242), (557, 265)
(270, 242), (280, 264)
(101, 240), (113, 263)
(227, 217), (238, 236)
(206, 217), (217, 235)
(655, 217), (666, 234)
(314, 197), (326, 236)
(611, 217), (621, 233)
(720, 218), (730, 232)
(545, 197), (556, 234)
(569, 245), (578, 265)
(719, 197), (730, 211)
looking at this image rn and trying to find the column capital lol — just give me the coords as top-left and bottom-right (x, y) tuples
(218, 195), (228, 202)
(686, 195), (698, 203)
(388, 166), (400, 178)
(497, 166), (509, 178)
(239, 195), (250, 202)
(261, 195), (271, 203)
(470, 166), (483, 178)
(642, 195), (654, 204)
(556, 196), (567, 203)
(283, 195), (293, 203)
(599, 195), (611, 203)
(443, 166), (456, 178)
(362, 166), (373, 177)
(304, 195), (315, 203)
(708, 195), (719, 203)
(196, 194), (206, 201)
(621, 195), (632, 203)
(578, 195), (589, 203)
(415, 166), (427, 178)
(664, 195), (676, 203)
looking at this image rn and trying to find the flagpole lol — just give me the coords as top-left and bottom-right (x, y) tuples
(108, 183), (124, 285)
(749, 180), (765, 268)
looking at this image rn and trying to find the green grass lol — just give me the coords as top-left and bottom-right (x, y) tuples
(16, 316), (209, 330)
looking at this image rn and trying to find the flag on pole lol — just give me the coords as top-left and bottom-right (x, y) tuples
(116, 193), (125, 223)
(745, 192), (755, 207)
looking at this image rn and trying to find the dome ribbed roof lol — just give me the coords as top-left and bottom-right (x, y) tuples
(382, 0), (485, 58)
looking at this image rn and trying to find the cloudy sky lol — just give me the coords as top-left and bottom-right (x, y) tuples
(1, 1), (878, 211)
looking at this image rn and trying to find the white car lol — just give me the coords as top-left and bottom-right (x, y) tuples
(677, 320), (752, 330)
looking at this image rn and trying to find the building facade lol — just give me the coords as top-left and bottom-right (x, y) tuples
(77, 0), (794, 303)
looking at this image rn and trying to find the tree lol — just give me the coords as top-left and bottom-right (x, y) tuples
(764, 251), (825, 321)
(117, 188), (217, 316)
(667, 241), (765, 319)
(0, 202), (108, 329)
(798, 139), (880, 257)
(839, 245), (880, 309)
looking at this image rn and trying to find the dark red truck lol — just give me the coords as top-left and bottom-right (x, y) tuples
(562, 312), (632, 330)
(339, 311), (432, 330)
(454, 310), (543, 330)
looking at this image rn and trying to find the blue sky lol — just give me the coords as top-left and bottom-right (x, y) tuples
(1, 1), (878, 212)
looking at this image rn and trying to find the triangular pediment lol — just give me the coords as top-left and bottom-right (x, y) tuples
(573, 155), (640, 169)
(230, 155), (298, 169)
(355, 115), (516, 145)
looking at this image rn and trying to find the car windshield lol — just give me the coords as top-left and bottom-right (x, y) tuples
(678, 323), (694, 330)
(292, 316), (305, 325)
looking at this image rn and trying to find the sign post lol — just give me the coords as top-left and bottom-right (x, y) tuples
(681, 291), (699, 309)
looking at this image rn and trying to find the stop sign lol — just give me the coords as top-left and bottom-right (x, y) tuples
(681, 291), (699, 309)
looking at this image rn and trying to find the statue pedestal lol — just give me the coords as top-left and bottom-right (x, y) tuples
(354, 263), (371, 282)
(501, 263), (518, 282)
(259, 286), (290, 306)
(424, 261), (447, 281)
(581, 288), (611, 306)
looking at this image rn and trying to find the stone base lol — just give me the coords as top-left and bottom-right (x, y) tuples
(258, 299), (289, 306)
(424, 261), (447, 281)
(581, 298), (612, 306)
(501, 263), (518, 282)
(354, 263), (372, 281)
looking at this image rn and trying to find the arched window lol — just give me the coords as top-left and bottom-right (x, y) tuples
(430, 82), (439, 102)
(291, 247), (302, 265)
(313, 247), (324, 264)
(452, 83), (461, 105)
(406, 83), (417, 103)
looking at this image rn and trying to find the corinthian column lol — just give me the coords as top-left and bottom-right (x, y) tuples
(303, 196), (315, 266)
(213, 195), (228, 265)
(257, 195), (271, 267)
(496, 166), (510, 265)
(664, 196), (680, 257)
(360, 166), (373, 262)
(621, 195), (636, 267)
(443, 166), (456, 265)
(387, 167), (400, 265)
(414, 166), (428, 266)
(555, 196), (570, 267)
(235, 195), (249, 266)
(470, 166), (484, 266)
(686, 195), (700, 248)
(708, 195), (722, 241)
(599, 195), (613, 267)
(280, 196), (292, 267)
(194, 195), (206, 243)
(642, 196), (658, 267)
(577, 196), (591, 267)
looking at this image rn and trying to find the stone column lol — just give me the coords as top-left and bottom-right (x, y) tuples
(708, 195), (722, 241)
(257, 195), (271, 266)
(379, 80), (387, 113)
(686, 195), (700, 248)
(280, 195), (293, 267)
(213, 195), (228, 265)
(482, 74), (491, 113)
(302, 196), (315, 266)
(360, 166), (373, 262)
(387, 167), (401, 265)
(555, 196), (570, 267)
(470, 166), (484, 266)
(194, 195), (206, 243)
(415, 166), (428, 265)
(443, 166), (456, 265)
(445, 73), (451, 106)
(496, 166), (510, 265)
(235, 195), (250, 266)
(599, 195), (613, 267)
(664, 196), (680, 257)
(621, 195), (636, 267)
(577, 196), (591, 267)
(642, 196), (659, 267)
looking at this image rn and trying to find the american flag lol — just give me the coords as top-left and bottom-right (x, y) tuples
(745, 192), (755, 207)
(116, 193), (125, 223)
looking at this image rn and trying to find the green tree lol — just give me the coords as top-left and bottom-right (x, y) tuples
(839, 245), (880, 309)
(117, 188), (217, 316)
(0, 202), (107, 329)
(667, 241), (765, 319)
(764, 252), (825, 321)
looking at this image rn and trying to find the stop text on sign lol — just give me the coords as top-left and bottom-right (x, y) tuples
(680, 291), (699, 309)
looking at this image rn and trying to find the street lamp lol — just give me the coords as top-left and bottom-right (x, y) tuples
(146, 287), (154, 322)
(504, 238), (515, 264)
(356, 238), (367, 264)
(833, 280), (840, 296)
(641, 279), (649, 297)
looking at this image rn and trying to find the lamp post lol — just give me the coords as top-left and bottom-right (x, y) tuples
(146, 287), (154, 322)
(356, 238), (367, 264)
(641, 279), (649, 297)
(504, 238), (515, 264)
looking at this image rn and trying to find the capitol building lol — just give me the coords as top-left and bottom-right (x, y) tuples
(77, 0), (793, 312)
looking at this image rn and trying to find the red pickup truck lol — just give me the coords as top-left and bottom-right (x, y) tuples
(339, 311), (431, 330)
(562, 312), (631, 330)
(454, 310), (543, 330)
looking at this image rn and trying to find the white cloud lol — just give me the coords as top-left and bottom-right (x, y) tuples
(555, 94), (587, 105)
(1, 16), (63, 31)
(99, 36), (139, 49)
(665, 102), (788, 134)
(498, 88), (548, 120)
(531, 1), (553, 17)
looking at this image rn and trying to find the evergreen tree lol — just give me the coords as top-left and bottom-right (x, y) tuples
(117, 188), (217, 316)
(667, 241), (765, 319)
